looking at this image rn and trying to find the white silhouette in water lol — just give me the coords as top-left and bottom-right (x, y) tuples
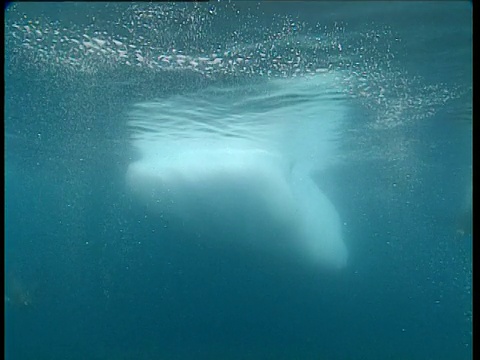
(126, 74), (348, 269)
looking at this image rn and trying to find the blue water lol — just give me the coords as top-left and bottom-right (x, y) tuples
(5, 2), (472, 360)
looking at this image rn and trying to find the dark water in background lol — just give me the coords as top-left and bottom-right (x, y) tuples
(4, 2), (472, 360)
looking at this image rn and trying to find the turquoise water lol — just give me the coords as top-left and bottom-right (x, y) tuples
(5, 2), (472, 359)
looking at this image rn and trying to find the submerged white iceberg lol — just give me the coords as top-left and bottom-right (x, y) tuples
(126, 73), (349, 269)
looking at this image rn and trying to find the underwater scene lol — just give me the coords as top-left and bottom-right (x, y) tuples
(4, 2), (472, 359)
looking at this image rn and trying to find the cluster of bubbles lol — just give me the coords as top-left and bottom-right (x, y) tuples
(7, 3), (339, 77)
(5, 2), (459, 132)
